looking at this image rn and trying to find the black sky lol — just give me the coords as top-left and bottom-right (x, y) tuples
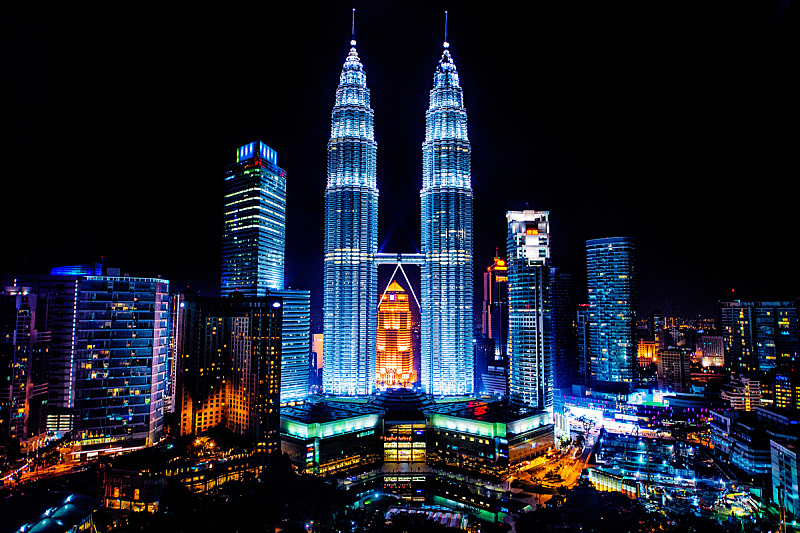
(2, 1), (795, 319)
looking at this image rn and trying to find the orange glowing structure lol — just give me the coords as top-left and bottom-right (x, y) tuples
(376, 281), (416, 388)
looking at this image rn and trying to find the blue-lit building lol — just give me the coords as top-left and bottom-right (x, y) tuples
(420, 41), (473, 396)
(221, 141), (286, 296)
(506, 211), (552, 411)
(273, 289), (310, 404)
(220, 142), (309, 404)
(323, 38), (378, 396)
(586, 237), (636, 388)
(72, 275), (170, 456)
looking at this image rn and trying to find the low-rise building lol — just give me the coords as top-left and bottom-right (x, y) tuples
(280, 399), (383, 476)
(280, 390), (555, 479)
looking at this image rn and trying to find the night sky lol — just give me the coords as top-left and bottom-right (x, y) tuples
(2, 1), (795, 320)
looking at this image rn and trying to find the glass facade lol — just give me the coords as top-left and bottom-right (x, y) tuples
(37, 276), (82, 435)
(219, 141), (310, 404)
(420, 43), (473, 396)
(719, 301), (798, 374)
(272, 289), (310, 404)
(586, 237), (636, 387)
(221, 141), (286, 297)
(73, 276), (170, 452)
(323, 40), (378, 396)
(506, 211), (552, 410)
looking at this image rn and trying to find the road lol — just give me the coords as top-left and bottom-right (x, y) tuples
(3, 460), (87, 487)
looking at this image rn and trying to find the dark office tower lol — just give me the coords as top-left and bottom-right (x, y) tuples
(221, 141), (286, 296)
(72, 275), (169, 457)
(550, 268), (577, 389)
(576, 304), (590, 384)
(482, 256), (508, 368)
(507, 210), (552, 410)
(0, 284), (47, 440)
(657, 349), (692, 392)
(420, 40), (473, 396)
(647, 310), (666, 345)
(174, 293), (282, 453)
(323, 36), (378, 396)
(719, 301), (798, 375)
(39, 264), (104, 435)
(586, 237), (636, 389)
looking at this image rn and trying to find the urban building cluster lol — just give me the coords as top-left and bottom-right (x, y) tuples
(1, 27), (798, 533)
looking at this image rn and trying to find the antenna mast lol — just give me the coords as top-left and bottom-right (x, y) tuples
(351, 8), (356, 45)
(444, 11), (449, 47)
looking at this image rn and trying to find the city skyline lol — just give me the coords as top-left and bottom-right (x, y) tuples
(3, 2), (794, 318)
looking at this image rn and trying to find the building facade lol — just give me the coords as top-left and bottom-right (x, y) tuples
(420, 41), (473, 396)
(775, 372), (800, 411)
(174, 293), (282, 453)
(323, 38), (379, 396)
(771, 439), (800, 519)
(586, 237), (636, 388)
(1, 284), (46, 440)
(697, 335), (724, 367)
(221, 141), (286, 297)
(550, 267), (576, 389)
(657, 348), (691, 393)
(719, 301), (798, 375)
(272, 289), (310, 404)
(506, 211), (552, 410)
(576, 304), (590, 384)
(721, 374), (762, 411)
(376, 281), (415, 389)
(220, 141), (309, 405)
(482, 256), (508, 370)
(72, 276), (170, 456)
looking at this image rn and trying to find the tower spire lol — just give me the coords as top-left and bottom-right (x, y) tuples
(351, 8), (356, 46)
(444, 11), (449, 48)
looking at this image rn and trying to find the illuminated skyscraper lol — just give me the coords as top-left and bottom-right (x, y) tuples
(220, 142), (309, 404)
(221, 141), (286, 296)
(420, 41), (473, 396)
(376, 281), (415, 389)
(506, 210), (552, 410)
(586, 237), (636, 388)
(323, 37), (378, 396)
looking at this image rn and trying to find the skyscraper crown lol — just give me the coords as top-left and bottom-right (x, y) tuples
(423, 42), (470, 189)
(339, 43), (367, 88)
(434, 48), (461, 90)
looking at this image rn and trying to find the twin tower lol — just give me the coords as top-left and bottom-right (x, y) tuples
(323, 35), (473, 397)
